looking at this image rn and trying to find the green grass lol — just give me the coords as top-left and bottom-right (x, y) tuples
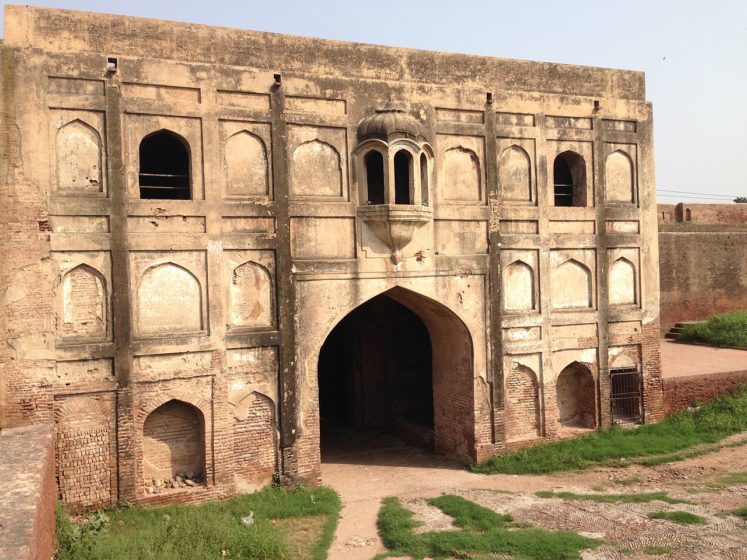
(56, 486), (341, 560)
(647, 510), (708, 525)
(732, 506), (747, 520)
(535, 491), (689, 505)
(472, 385), (747, 474)
(613, 475), (642, 486)
(677, 310), (747, 348)
(376, 494), (601, 560)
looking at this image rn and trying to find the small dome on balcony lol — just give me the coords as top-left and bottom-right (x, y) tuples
(357, 102), (427, 143)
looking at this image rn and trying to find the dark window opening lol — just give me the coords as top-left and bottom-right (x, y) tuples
(420, 153), (429, 206)
(610, 366), (642, 424)
(139, 131), (191, 200)
(364, 151), (385, 204)
(394, 150), (412, 204)
(553, 151), (586, 207)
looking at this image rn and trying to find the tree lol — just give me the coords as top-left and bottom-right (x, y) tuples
(735, 196), (747, 203)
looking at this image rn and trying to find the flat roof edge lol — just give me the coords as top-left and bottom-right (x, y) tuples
(3, 5), (646, 100)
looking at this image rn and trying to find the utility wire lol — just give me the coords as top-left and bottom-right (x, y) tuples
(656, 189), (736, 198)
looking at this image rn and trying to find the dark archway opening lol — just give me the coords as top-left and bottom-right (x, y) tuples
(394, 150), (412, 204)
(139, 130), (191, 200)
(318, 293), (433, 456)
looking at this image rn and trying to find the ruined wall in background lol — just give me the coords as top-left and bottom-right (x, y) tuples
(658, 231), (747, 333)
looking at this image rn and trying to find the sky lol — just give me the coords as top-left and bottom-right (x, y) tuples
(2, 0), (745, 203)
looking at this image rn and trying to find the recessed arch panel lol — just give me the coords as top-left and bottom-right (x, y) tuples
(552, 259), (592, 309)
(504, 260), (535, 311)
(499, 145), (532, 202)
(228, 261), (273, 329)
(56, 119), (103, 193)
(60, 264), (107, 339)
(609, 257), (637, 305)
(442, 146), (481, 201)
(291, 139), (342, 197)
(605, 150), (634, 203)
(138, 263), (202, 335)
(224, 131), (269, 196)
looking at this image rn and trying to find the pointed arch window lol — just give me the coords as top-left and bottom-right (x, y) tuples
(394, 150), (412, 204)
(139, 130), (191, 200)
(364, 150), (385, 205)
(553, 151), (586, 207)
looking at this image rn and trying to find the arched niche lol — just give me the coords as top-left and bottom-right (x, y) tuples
(230, 391), (277, 489)
(56, 119), (103, 193)
(138, 263), (202, 335)
(224, 131), (268, 196)
(551, 259), (592, 309)
(228, 261), (273, 329)
(143, 400), (205, 484)
(504, 261), (535, 311)
(553, 151), (586, 207)
(60, 264), (107, 339)
(442, 146), (481, 201)
(605, 150), (634, 203)
(499, 145), (532, 202)
(291, 139), (342, 197)
(609, 257), (637, 305)
(556, 363), (596, 429)
(139, 130), (191, 200)
(505, 364), (541, 441)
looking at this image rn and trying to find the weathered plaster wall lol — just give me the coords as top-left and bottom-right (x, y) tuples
(0, 4), (661, 510)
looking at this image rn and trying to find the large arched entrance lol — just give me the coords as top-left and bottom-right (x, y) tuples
(317, 287), (475, 462)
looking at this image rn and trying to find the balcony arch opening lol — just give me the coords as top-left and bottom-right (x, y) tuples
(394, 150), (412, 204)
(420, 153), (429, 206)
(364, 150), (385, 204)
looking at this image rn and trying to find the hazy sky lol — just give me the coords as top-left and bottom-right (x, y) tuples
(2, 0), (745, 202)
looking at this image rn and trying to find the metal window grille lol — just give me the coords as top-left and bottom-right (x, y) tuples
(610, 366), (643, 425)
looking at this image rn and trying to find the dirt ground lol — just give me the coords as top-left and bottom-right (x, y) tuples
(322, 431), (747, 560)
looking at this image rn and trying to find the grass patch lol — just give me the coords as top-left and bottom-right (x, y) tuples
(642, 545), (674, 555)
(647, 511), (708, 525)
(677, 310), (747, 348)
(376, 494), (601, 560)
(535, 490), (689, 505)
(473, 385), (747, 474)
(732, 506), (747, 520)
(613, 476), (642, 486)
(56, 486), (341, 560)
(685, 471), (747, 493)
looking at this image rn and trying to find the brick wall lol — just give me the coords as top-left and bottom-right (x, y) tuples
(231, 392), (277, 488)
(0, 425), (56, 560)
(658, 232), (747, 333)
(504, 363), (541, 442)
(662, 371), (747, 415)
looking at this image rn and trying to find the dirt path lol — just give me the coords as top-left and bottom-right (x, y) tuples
(322, 434), (747, 560)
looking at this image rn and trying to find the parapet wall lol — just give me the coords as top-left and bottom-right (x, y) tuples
(0, 425), (56, 560)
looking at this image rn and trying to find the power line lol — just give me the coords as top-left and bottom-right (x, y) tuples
(656, 195), (738, 201)
(657, 189), (735, 198)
